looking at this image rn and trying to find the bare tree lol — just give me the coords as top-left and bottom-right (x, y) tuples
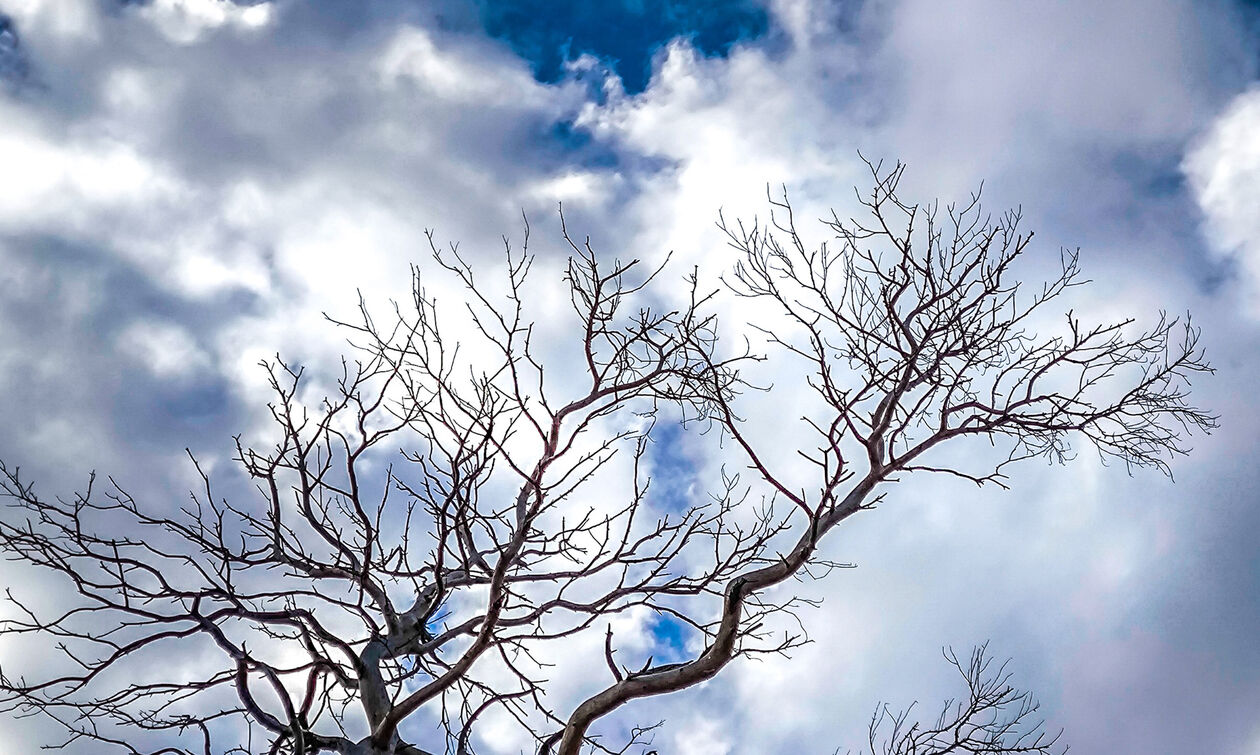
(0, 163), (1214, 755)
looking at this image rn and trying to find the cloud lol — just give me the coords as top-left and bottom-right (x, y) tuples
(0, 0), (615, 464)
(138, 0), (273, 45)
(1185, 85), (1260, 315)
(116, 319), (212, 378)
(0, 0), (1258, 753)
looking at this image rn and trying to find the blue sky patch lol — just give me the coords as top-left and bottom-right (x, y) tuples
(645, 421), (697, 513)
(473, 0), (772, 93)
(648, 612), (692, 661)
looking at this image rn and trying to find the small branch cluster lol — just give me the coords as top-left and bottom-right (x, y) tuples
(856, 644), (1065, 755)
(720, 160), (1214, 487)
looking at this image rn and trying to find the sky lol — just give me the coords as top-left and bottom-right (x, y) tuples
(0, 0), (1259, 753)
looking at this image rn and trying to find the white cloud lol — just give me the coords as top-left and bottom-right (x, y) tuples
(376, 26), (540, 105)
(1, 0), (101, 43)
(670, 716), (732, 755)
(1185, 86), (1260, 316)
(527, 169), (616, 204)
(116, 320), (211, 379)
(0, 115), (178, 229)
(137, 0), (273, 45)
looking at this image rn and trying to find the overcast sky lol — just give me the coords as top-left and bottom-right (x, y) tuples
(1, 0), (1259, 753)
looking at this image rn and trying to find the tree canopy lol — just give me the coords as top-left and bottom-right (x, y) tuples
(0, 163), (1214, 755)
